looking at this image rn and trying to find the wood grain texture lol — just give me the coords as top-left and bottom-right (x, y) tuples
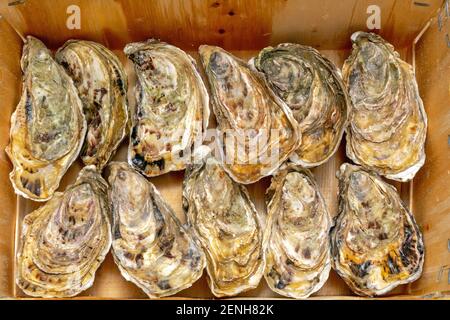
(0, 0), (443, 50)
(410, 2), (450, 296)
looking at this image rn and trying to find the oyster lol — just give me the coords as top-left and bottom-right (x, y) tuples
(16, 166), (112, 297)
(265, 164), (332, 298)
(331, 163), (424, 296)
(199, 45), (299, 184)
(124, 39), (209, 177)
(107, 162), (205, 298)
(253, 43), (349, 167)
(342, 32), (427, 181)
(56, 40), (128, 170)
(183, 154), (266, 297)
(6, 36), (86, 201)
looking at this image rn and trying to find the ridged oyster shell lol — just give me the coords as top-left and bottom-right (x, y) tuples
(265, 164), (332, 298)
(342, 32), (427, 181)
(56, 40), (128, 170)
(124, 39), (209, 177)
(199, 45), (299, 184)
(6, 36), (86, 201)
(16, 166), (112, 297)
(253, 43), (349, 167)
(331, 163), (424, 296)
(107, 162), (205, 298)
(183, 154), (266, 297)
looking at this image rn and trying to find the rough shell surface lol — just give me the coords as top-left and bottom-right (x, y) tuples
(199, 45), (299, 184)
(265, 164), (332, 298)
(6, 36), (86, 201)
(331, 163), (424, 296)
(253, 43), (349, 167)
(183, 155), (266, 297)
(16, 166), (112, 297)
(342, 32), (427, 182)
(56, 40), (128, 170)
(124, 39), (209, 177)
(107, 162), (205, 298)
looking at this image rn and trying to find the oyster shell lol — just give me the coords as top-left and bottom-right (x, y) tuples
(56, 40), (128, 170)
(199, 45), (299, 184)
(107, 162), (205, 298)
(124, 39), (209, 177)
(265, 164), (332, 298)
(183, 154), (266, 297)
(16, 166), (112, 297)
(6, 36), (86, 201)
(253, 43), (349, 167)
(331, 163), (424, 296)
(342, 32), (427, 181)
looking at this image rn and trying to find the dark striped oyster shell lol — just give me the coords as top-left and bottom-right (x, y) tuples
(342, 32), (427, 181)
(331, 163), (424, 296)
(124, 39), (209, 177)
(265, 164), (332, 298)
(107, 162), (205, 298)
(183, 154), (266, 297)
(16, 166), (112, 297)
(199, 45), (299, 184)
(56, 40), (128, 170)
(6, 36), (86, 201)
(253, 43), (349, 167)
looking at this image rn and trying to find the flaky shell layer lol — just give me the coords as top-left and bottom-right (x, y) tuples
(253, 43), (349, 167)
(265, 164), (332, 298)
(16, 166), (112, 297)
(107, 162), (205, 298)
(342, 32), (427, 181)
(199, 45), (299, 184)
(56, 40), (128, 170)
(6, 36), (86, 201)
(331, 163), (424, 296)
(124, 39), (209, 177)
(183, 155), (266, 297)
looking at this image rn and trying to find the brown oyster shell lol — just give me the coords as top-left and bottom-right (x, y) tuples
(124, 39), (209, 177)
(107, 162), (205, 298)
(16, 166), (112, 297)
(253, 43), (349, 167)
(183, 154), (266, 297)
(199, 45), (300, 184)
(331, 163), (424, 296)
(56, 40), (128, 170)
(6, 36), (86, 201)
(342, 32), (427, 181)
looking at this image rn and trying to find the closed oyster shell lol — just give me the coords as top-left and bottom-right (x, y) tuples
(16, 166), (112, 297)
(6, 36), (86, 201)
(253, 43), (349, 167)
(331, 163), (424, 296)
(199, 45), (299, 184)
(124, 39), (209, 177)
(342, 32), (427, 181)
(56, 40), (128, 170)
(265, 164), (332, 298)
(183, 155), (266, 297)
(107, 162), (205, 298)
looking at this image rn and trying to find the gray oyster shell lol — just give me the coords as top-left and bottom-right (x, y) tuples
(107, 162), (205, 298)
(183, 155), (266, 297)
(199, 45), (300, 184)
(253, 43), (349, 167)
(124, 39), (209, 177)
(56, 40), (128, 170)
(331, 163), (424, 296)
(342, 32), (427, 182)
(6, 36), (86, 201)
(16, 166), (112, 297)
(265, 164), (332, 298)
